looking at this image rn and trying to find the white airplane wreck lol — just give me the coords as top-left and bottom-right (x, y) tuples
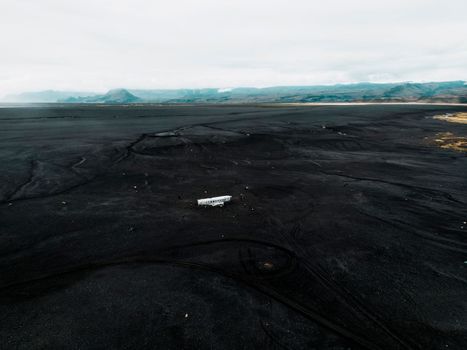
(197, 195), (232, 207)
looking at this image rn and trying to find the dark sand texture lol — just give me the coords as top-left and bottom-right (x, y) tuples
(1, 104), (467, 349)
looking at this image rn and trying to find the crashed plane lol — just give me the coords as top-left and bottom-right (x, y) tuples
(197, 195), (232, 207)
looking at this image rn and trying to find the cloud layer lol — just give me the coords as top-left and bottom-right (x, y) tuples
(1, 0), (466, 96)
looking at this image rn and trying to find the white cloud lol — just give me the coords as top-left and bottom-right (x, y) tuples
(0, 0), (466, 96)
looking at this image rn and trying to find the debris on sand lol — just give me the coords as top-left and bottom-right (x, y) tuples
(197, 195), (232, 207)
(258, 261), (275, 271)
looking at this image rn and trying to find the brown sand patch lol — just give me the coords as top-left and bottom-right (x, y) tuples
(433, 112), (467, 124)
(433, 132), (467, 152)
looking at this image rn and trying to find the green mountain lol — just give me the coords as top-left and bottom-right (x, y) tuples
(61, 89), (141, 104)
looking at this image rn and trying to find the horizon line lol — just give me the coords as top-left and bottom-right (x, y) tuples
(3, 79), (466, 97)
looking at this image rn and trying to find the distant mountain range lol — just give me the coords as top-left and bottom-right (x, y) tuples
(2, 90), (100, 103)
(3, 81), (466, 104)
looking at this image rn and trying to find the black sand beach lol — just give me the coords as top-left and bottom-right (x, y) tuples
(1, 104), (467, 349)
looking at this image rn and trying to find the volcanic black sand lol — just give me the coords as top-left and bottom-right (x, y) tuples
(1, 104), (467, 350)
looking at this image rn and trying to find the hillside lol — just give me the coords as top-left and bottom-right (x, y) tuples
(61, 89), (141, 104)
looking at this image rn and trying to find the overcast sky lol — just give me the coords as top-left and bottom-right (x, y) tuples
(1, 0), (466, 96)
